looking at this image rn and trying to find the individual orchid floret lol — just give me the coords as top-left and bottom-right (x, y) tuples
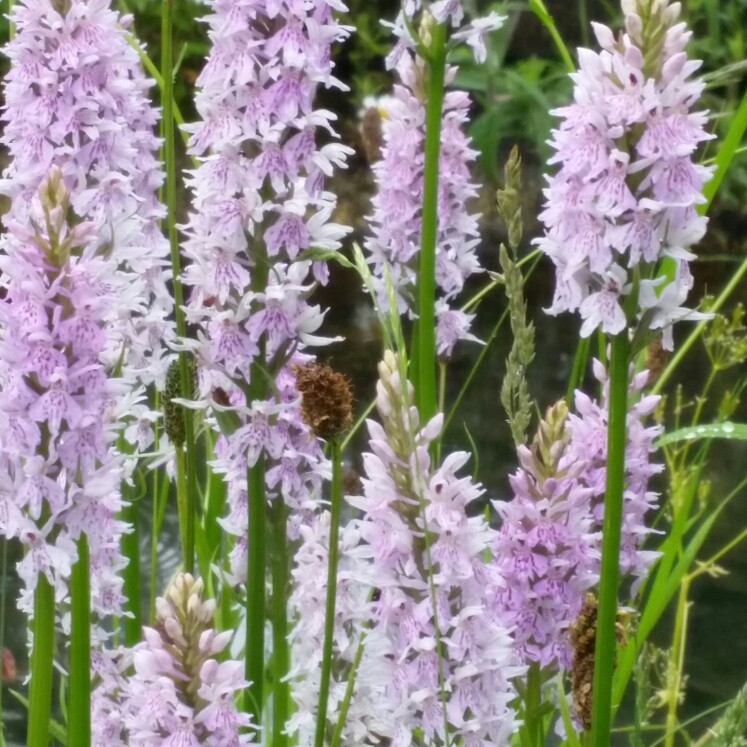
(537, 0), (712, 347)
(492, 361), (661, 669)
(0, 169), (127, 621)
(293, 351), (522, 745)
(91, 573), (253, 746)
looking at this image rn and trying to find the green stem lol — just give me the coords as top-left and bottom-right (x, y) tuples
(121, 486), (141, 646)
(663, 577), (691, 747)
(245, 455), (266, 728)
(524, 662), (545, 746)
(590, 332), (630, 746)
(174, 447), (189, 569)
(150, 465), (170, 623)
(528, 0), (576, 72)
(27, 576), (55, 747)
(330, 627), (367, 747)
(414, 21), (447, 424)
(68, 534), (91, 747)
(271, 497), (290, 747)
(442, 253), (542, 439)
(566, 334), (592, 407)
(314, 439), (343, 747)
(161, 0), (196, 574)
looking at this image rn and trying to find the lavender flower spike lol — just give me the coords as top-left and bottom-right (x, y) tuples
(492, 360), (661, 670)
(537, 0), (712, 348)
(0, 169), (128, 621)
(181, 0), (353, 582)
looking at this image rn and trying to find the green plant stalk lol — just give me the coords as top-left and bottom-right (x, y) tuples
(443, 254), (542, 439)
(521, 662), (545, 747)
(245, 454), (266, 728)
(566, 335), (592, 407)
(528, 0), (576, 72)
(149, 466), (170, 623)
(27, 576), (55, 747)
(271, 496), (290, 747)
(556, 676), (583, 747)
(702, 72), (747, 211)
(68, 534), (91, 746)
(663, 577), (691, 747)
(314, 438), (343, 747)
(590, 332), (629, 747)
(174, 447), (190, 569)
(123, 33), (195, 161)
(161, 0), (196, 574)
(414, 21), (447, 424)
(121, 485), (141, 646)
(330, 627), (368, 747)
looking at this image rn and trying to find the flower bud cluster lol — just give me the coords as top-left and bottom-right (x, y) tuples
(91, 574), (252, 746)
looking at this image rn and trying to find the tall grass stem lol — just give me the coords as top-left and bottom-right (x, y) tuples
(314, 438), (343, 747)
(161, 0), (196, 574)
(271, 496), (290, 747)
(590, 332), (630, 746)
(245, 455), (266, 728)
(68, 534), (91, 746)
(414, 21), (447, 424)
(27, 576), (55, 747)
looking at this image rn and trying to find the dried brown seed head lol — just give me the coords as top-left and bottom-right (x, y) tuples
(294, 361), (354, 440)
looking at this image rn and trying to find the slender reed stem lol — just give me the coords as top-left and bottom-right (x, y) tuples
(314, 438), (343, 747)
(27, 576), (55, 747)
(271, 496), (290, 747)
(174, 447), (189, 568)
(150, 465), (170, 623)
(121, 482), (141, 646)
(664, 577), (691, 747)
(414, 21), (446, 424)
(330, 627), (368, 747)
(68, 534), (91, 746)
(161, 0), (196, 574)
(245, 455), (266, 727)
(522, 662), (545, 747)
(590, 332), (630, 746)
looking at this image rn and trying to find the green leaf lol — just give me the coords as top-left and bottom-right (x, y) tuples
(296, 247), (357, 271)
(657, 421), (747, 447)
(9, 689), (67, 746)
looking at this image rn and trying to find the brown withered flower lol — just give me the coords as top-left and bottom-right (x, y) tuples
(568, 593), (628, 731)
(294, 361), (353, 440)
(568, 593), (598, 731)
